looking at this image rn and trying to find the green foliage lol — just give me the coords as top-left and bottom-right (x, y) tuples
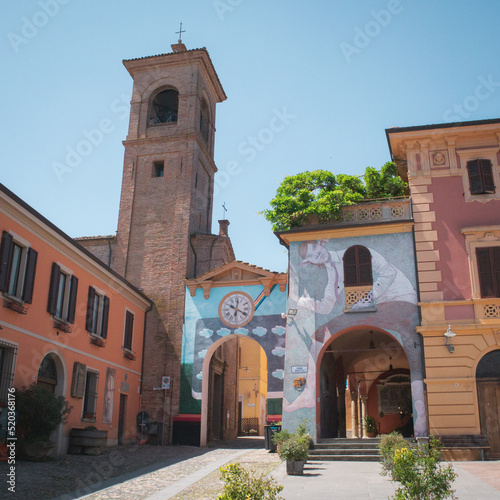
(379, 432), (413, 478)
(273, 422), (310, 462)
(217, 462), (283, 500)
(363, 415), (378, 434)
(16, 384), (72, 442)
(390, 437), (457, 500)
(262, 162), (407, 231)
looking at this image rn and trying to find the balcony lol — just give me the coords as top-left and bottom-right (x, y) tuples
(341, 198), (411, 225)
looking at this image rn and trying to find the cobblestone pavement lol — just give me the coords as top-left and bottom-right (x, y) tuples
(0, 437), (277, 500)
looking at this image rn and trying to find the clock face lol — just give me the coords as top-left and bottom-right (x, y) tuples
(219, 292), (255, 328)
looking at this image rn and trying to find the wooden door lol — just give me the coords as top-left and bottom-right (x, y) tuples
(477, 380), (500, 458)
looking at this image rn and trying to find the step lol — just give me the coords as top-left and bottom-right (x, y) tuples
(310, 448), (380, 456)
(313, 443), (380, 450)
(309, 454), (380, 462)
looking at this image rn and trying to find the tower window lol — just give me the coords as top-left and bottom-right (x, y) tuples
(148, 89), (179, 125)
(200, 99), (209, 143)
(153, 161), (164, 178)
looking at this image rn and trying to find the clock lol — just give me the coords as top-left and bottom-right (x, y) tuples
(218, 291), (255, 328)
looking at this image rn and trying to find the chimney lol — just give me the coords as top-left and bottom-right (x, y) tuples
(218, 219), (230, 237)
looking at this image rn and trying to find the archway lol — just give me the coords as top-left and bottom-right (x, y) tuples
(200, 334), (268, 447)
(317, 327), (413, 439)
(476, 349), (500, 458)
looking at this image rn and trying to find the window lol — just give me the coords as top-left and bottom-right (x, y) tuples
(123, 310), (134, 351)
(37, 355), (58, 393)
(200, 99), (209, 143)
(477, 247), (500, 298)
(0, 231), (38, 303)
(148, 89), (179, 125)
(343, 245), (373, 286)
(86, 287), (110, 338)
(467, 159), (495, 195)
(0, 341), (17, 406)
(152, 161), (164, 178)
(82, 370), (99, 420)
(47, 263), (78, 323)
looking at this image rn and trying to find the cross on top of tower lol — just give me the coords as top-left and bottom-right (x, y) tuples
(176, 22), (186, 43)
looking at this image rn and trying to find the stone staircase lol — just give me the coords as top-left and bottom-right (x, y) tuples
(309, 438), (382, 462)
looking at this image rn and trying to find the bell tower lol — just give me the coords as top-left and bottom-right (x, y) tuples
(112, 42), (234, 437)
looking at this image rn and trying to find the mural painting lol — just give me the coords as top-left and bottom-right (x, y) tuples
(281, 232), (427, 440)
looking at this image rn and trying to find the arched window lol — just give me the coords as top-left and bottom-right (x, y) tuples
(37, 354), (58, 393)
(343, 245), (373, 286)
(200, 99), (209, 143)
(148, 89), (179, 125)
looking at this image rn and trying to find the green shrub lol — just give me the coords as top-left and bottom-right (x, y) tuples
(217, 463), (283, 500)
(391, 437), (456, 500)
(276, 434), (309, 462)
(379, 432), (413, 478)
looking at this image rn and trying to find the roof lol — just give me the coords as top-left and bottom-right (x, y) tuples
(0, 183), (152, 306)
(74, 235), (115, 241)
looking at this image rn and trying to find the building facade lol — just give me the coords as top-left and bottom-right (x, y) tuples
(0, 184), (151, 454)
(387, 119), (500, 459)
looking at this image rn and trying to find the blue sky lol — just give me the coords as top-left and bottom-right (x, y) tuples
(2, 0), (500, 273)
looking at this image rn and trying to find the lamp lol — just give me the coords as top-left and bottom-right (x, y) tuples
(444, 325), (457, 353)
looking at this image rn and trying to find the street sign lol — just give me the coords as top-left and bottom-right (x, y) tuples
(162, 376), (171, 390)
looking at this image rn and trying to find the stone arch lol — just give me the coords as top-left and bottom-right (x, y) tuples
(200, 334), (270, 447)
(147, 86), (179, 125)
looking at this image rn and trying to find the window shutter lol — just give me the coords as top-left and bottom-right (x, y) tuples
(494, 247), (500, 296)
(47, 263), (61, 315)
(67, 275), (78, 324)
(124, 311), (134, 350)
(71, 362), (87, 398)
(343, 247), (357, 286)
(467, 160), (483, 194)
(86, 286), (96, 332)
(0, 231), (13, 293)
(357, 246), (373, 286)
(477, 248), (495, 297)
(480, 159), (495, 193)
(22, 247), (38, 303)
(102, 296), (110, 339)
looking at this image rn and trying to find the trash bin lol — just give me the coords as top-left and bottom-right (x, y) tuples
(264, 424), (281, 452)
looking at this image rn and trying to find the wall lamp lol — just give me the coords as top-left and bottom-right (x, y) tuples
(444, 325), (457, 353)
(281, 309), (297, 324)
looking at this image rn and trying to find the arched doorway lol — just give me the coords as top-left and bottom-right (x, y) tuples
(200, 334), (269, 447)
(36, 351), (67, 454)
(318, 328), (413, 438)
(476, 349), (500, 459)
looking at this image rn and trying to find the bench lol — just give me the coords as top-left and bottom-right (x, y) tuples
(437, 434), (490, 461)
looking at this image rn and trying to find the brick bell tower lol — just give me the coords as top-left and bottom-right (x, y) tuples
(112, 41), (234, 441)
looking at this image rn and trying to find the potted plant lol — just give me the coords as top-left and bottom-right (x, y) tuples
(364, 415), (378, 437)
(16, 384), (72, 459)
(273, 427), (310, 475)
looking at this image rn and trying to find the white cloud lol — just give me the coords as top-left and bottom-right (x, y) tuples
(252, 326), (267, 337)
(272, 369), (284, 380)
(272, 326), (286, 336)
(199, 328), (214, 338)
(272, 347), (285, 357)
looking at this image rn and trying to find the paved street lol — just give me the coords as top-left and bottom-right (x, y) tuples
(1, 437), (500, 499)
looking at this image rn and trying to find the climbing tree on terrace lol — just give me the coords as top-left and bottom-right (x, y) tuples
(263, 162), (407, 232)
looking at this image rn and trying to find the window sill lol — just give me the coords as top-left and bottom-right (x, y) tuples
(344, 306), (377, 314)
(89, 334), (106, 347)
(2, 296), (28, 314)
(52, 317), (72, 333)
(122, 348), (136, 361)
(81, 415), (96, 422)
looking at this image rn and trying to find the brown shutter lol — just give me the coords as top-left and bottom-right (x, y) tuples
(0, 231), (13, 292)
(494, 247), (500, 297)
(124, 310), (134, 350)
(343, 247), (357, 286)
(71, 362), (87, 398)
(21, 247), (38, 303)
(101, 296), (110, 339)
(477, 248), (495, 297)
(467, 160), (483, 194)
(67, 275), (78, 324)
(47, 263), (61, 315)
(357, 246), (373, 286)
(86, 286), (96, 332)
(480, 159), (495, 193)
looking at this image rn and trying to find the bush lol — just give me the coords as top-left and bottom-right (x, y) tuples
(16, 384), (72, 442)
(217, 463), (283, 500)
(276, 434), (310, 462)
(379, 432), (413, 478)
(390, 437), (456, 500)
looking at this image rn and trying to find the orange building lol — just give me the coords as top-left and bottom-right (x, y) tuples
(0, 183), (151, 454)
